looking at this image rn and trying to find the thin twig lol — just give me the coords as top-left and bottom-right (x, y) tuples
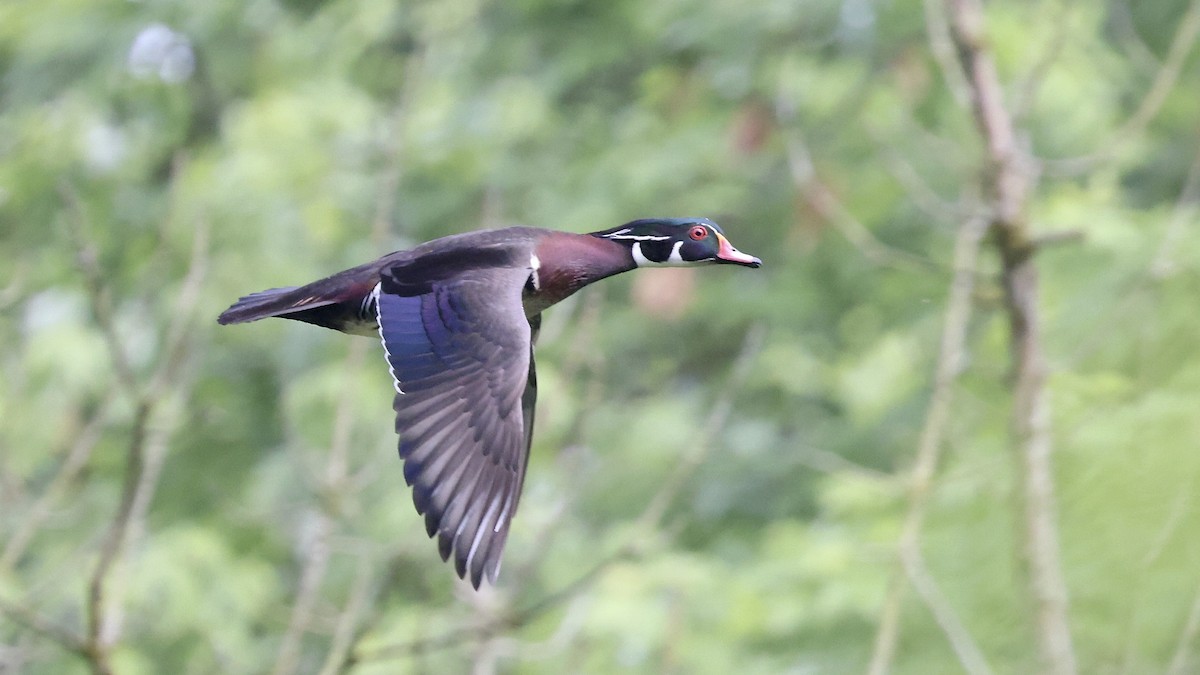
(317, 554), (374, 675)
(0, 597), (86, 657)
(313, 551), (410, 675)
(638, 323), (766, 529)
(1011, 0), (1076, 122)
(85, 400), (150, 675)
(1042, 0), (1200, 175)
(1, 399), (112, 569)
(1151, 141), (1200, 278)
(923, 0), (973, 109)
(1168, 582), (1200, 675)
(787, 440), (894, 483)
(482, 594), (592, 663)
(124, 408), (180, 555)
(272, 513), (333, 675)
(1119, 477), (1196, 673)
(0, 261), (26, 312)
(1109, 0), (1164, 73)
(901, 549), (992, 675)
(60, 183), (139, 397)
(782, 135), (931, 272)
(272, 335), (366, 675)
(146, 218), (210, 400)
(867, 214), (988, 675)
(865, 124), (965, 225)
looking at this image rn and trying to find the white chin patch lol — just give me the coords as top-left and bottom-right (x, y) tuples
(668, 241), (684, 264)
(528, 253), (541, 290)
(632, 241), (688, 267)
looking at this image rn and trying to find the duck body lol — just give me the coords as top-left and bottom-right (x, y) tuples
(219, 227), (633, 336)
(218, 218), (760, 587)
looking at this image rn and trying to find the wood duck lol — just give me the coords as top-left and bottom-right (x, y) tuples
(218, 217), (761, 587)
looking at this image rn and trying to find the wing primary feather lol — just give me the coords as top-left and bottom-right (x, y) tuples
(375, 262), (537, 586)
(467, 476), (509, 587)
(403, 425), (467, 514)
(451, 466), (503, 585)
(436, 454), (490, 567)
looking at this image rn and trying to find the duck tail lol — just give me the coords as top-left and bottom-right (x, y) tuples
(217, 286), (312, 325)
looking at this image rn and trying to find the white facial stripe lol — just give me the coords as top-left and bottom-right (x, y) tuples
(373, 283), (405, 394)
(631, 240), (690, 267)
(604, 231), (672, 241)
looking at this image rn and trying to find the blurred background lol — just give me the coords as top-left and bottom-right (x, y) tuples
(3, 0), (1200, 673)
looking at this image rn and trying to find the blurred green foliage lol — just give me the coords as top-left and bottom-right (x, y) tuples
(3, 0), (1200, 672)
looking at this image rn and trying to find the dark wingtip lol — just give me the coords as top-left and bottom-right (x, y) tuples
(454, 547), (469, 580)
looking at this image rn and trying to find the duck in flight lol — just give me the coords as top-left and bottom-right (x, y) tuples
(218, 218), (761, 588)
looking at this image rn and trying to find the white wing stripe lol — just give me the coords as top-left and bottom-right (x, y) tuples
(374, 283), (405, 394)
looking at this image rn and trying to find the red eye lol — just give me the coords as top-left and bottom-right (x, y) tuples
(688, 225), (707, 241)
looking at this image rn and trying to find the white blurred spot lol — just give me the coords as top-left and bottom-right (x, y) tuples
(23, 290), (84, 334)
(83, 121), (128, 172)
(840, 0), (876, 30)
(128, 23), (194, 83)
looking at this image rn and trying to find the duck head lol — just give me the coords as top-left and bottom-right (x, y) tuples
(591, 218), (762, 268)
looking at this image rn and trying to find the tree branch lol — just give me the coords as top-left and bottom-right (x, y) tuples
(60, 170), (210, 675)
(84, 400), (150, 675)
(945, 1), (1077, 673)
(923, 0), (973, 109)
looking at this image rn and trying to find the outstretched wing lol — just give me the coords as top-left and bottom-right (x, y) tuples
(375, 261), (535, 588)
